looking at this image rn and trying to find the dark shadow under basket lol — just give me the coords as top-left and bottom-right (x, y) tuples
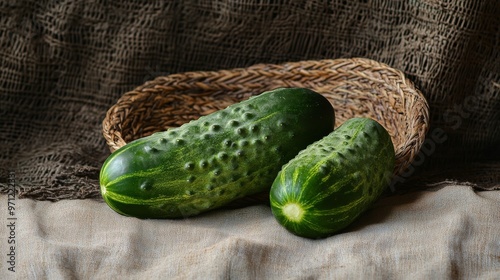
(103, 58), (430, 206)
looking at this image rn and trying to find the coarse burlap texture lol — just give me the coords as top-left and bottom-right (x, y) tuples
(0, 0), (499, 200)
(1, 184), (500, 278)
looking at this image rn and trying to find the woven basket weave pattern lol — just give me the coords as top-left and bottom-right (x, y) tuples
(103, 58), (429, 179)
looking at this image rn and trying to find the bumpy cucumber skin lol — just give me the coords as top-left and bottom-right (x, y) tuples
(100, 88), (335, 219)
(270, 117), (395, 239)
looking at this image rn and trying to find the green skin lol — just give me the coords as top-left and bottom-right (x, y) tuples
(270, 117), (395, 239)
(100, 88), (335, 219)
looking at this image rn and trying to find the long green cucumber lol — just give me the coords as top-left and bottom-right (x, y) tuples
(100, 87), (335, 218)
(270, 117), (395, 239)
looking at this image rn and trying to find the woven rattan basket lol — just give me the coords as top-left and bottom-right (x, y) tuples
(103, 58), (429, 204)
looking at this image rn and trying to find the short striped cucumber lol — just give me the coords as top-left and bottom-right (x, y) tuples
(100, 88), (335, 219)
(270, 117), (395, 239)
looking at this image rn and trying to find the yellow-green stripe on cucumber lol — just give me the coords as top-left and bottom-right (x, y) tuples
(100, 88), (335, 218)
(270, 117), (395, 239)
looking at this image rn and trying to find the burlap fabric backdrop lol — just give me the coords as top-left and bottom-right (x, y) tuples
(1, 1), (499, 200)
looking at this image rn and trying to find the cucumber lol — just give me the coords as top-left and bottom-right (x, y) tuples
(100, 88), (335, 218)
(270, 117), (395, 239)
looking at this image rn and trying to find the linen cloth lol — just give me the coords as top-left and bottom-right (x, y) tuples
(1, 184), (499, 279)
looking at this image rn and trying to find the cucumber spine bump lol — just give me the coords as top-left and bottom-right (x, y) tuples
(100, 87), (335, 218)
